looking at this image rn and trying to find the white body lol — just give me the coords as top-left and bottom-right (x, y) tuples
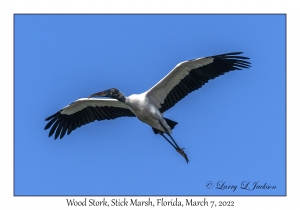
(123, 57), (214, 133)
(125, 93), (171, 133)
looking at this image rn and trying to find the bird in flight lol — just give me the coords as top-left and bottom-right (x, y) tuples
(44, 52), (251, 163)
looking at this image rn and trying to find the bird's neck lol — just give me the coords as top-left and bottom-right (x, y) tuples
(116, 92), (126, 103)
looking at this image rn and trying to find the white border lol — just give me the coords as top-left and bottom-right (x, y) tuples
(1, 1), (296, 209)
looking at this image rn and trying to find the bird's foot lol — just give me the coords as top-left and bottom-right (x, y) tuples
(176, 148), (190, 164)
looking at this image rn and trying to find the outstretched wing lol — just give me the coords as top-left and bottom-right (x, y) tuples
(146, 52), (251, 113)
(44, 98), (135, 139)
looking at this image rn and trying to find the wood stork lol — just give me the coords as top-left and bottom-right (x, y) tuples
(44, 52), (251, 163)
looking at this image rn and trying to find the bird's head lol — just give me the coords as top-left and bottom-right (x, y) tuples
(88, 88), (122, 100)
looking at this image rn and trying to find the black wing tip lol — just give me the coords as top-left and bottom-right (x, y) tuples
(211, 52), (249, 58)
(221, 52), (243, 55)
(47, 129), (61, 140)
(45, 110), (63, 121)
(213, 52), (251, 66)
(45, 116), (53, 121)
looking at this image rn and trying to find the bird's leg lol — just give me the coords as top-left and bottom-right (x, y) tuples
(167, 133), (190, 163)
(158, 121), (190, 163)
(165, 133), (180, 149)
(175, 147), (189, 163)
(159, 132), (177, 149)
(165, 133), (190, 163)
(159, 121), (180, 148)
(159, 132), (190, 164)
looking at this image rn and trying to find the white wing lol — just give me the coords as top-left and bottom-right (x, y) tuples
(44, 98), (135, 139)
(146, 52), (251, 113)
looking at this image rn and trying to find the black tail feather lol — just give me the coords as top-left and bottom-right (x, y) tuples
(165, 118), (178, 130)
(152, 118), (178, 134)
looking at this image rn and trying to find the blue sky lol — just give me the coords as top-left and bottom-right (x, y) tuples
(14, 14), (285, 196)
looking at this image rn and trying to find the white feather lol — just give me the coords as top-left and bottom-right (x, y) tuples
(145, 57), (214, 108)
(61, 98), (129, 115)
